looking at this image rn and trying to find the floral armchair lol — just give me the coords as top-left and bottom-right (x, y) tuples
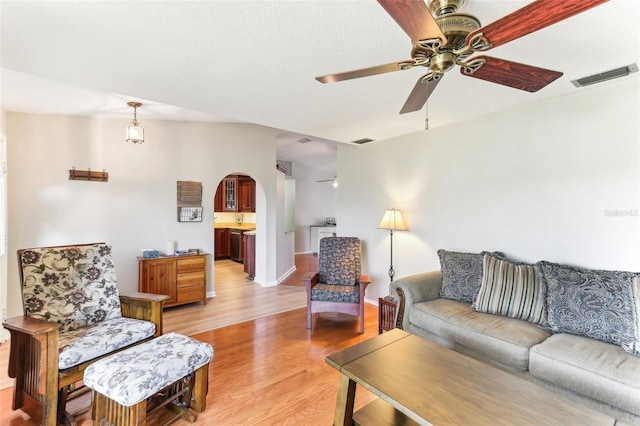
(301, 237), (370, 333)
(2, 243), (168, 426)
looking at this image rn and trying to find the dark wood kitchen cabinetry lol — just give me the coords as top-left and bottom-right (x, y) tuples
(138, 254), (207, 307)
(214, 181), (224, 212)
(215, 175), (255, 213)
(215, 228), (230, 259)
(244, 232), (256, 280)
(238, 176), (256, 212)
(222, 176), (238, 211)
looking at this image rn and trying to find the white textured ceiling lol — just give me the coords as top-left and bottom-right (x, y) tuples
(1, 0), (639, 173)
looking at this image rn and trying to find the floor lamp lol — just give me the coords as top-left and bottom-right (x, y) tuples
(378, 208), (408, 283)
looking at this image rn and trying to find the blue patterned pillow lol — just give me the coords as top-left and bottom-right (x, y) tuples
(538, 261), (640, 351)
(438, 250), (503, 303)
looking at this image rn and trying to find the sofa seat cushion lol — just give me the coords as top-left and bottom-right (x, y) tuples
(530, 333), (640, 417)
(58, 317), (156, 370)
(409, 298), (550, 370)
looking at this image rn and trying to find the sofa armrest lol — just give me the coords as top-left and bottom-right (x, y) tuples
(390, 271), (442, 330)
(119, 292), (169, 337)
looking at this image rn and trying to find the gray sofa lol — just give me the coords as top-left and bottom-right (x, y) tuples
(390, 252), (640, 425)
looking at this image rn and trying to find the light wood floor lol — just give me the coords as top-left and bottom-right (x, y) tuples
(0, 254), (380, 425)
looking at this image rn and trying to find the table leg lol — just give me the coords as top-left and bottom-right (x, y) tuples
(334, 373), (356, 426)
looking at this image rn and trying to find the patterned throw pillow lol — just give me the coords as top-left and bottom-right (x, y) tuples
(537, 261), (640, 351)
(473, 254), (545, 324)
(438, 250), (485, 303)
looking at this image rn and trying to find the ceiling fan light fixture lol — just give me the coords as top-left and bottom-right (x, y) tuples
(428, 0), (466, 17)
(126, 101), (144, 144)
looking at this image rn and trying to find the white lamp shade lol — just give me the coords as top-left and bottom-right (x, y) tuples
(126, 124), (144, 144)
(378, 208), (408, 231)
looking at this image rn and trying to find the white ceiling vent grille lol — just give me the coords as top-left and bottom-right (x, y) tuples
(571, 63), (638, 88)
(352, 138), (375, 145)
(276, 160), (292, 176)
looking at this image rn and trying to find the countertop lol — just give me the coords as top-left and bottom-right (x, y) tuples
(214, 222), (256, 230)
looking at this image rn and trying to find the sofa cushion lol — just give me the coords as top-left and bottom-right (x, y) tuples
(622, 277), (640, 356)
(473, 254), (545, 324)
(409, 298), (550, 370)
(437, 250), (486, 303)
(537, 261), (640, 349)
(530, 333), (640, 417)
(58, 316), (156, 370)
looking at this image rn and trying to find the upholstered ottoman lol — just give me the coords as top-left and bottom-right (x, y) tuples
(84, 332), (214, 425)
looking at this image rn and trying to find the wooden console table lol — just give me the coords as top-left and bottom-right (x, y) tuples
(326, 329), (613, 426)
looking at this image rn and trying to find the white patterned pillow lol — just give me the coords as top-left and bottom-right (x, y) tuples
(538, 261), (640, 349)
(473, 254), (545, 324)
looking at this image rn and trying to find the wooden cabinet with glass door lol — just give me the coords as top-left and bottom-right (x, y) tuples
(223, 177), (238, 211)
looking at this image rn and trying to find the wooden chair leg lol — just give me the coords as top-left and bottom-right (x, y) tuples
(307, 306), (312, 330)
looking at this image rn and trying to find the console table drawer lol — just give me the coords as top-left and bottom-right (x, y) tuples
(177, 271), (205, 288)
(177, 256), (205, 273)
(177, 285), (206, 303)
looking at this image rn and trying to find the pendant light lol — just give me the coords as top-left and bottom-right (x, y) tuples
(126, 101), (144, 144)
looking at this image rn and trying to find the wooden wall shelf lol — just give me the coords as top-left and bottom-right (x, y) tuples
(69, 169), (109, 182)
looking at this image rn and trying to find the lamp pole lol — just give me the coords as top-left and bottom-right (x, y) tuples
(388, 228), (395, 282)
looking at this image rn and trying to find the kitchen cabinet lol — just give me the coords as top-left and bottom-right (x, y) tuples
(214, 181), (224, 212)
(215, 228), (230, 259)
(244, 232), (256, 280)
(215, 175), (255, 213)
(138, 254), (208, 307)
(238, 177), (256, 212)
(223, 177), (238, 211)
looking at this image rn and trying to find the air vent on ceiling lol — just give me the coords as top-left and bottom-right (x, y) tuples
(571, 63), (638, 88)
(351, 138), (375, 145)
(296, 137), (312, 144)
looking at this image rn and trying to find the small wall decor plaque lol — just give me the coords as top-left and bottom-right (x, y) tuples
(69, 168), (108, 182)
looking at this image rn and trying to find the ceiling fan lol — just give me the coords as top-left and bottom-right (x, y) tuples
(316, 0), (608, 114)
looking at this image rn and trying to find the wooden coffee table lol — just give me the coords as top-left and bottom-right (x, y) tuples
(326, 329), (614, 426)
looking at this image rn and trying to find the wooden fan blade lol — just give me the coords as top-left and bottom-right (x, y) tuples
(400, 74), (443, 114)
(466, 0), (608, 50)
(316, 62), (407, 84)
(461, 56), (562, 92)
(377, 0), (447, 44)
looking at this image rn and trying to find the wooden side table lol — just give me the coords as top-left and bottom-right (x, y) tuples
(378, 295), (398, 334)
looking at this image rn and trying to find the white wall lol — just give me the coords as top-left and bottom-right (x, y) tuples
(337, 76), (640, 302)
(0, 109), (7, 341)
(291, 160), (337, 253)
(5, 113), (290, 317)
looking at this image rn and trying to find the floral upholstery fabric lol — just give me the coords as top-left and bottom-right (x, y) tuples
(84, 333), (214, 407)
(318, 237), (361, 286)
(537, 261), (640, 351)
(20, 243), (122, 333)
(58, 317), (156, 370)
(311, 283), (360, 304)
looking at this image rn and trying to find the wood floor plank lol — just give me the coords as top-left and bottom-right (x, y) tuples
(0, 254), (380, 425)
